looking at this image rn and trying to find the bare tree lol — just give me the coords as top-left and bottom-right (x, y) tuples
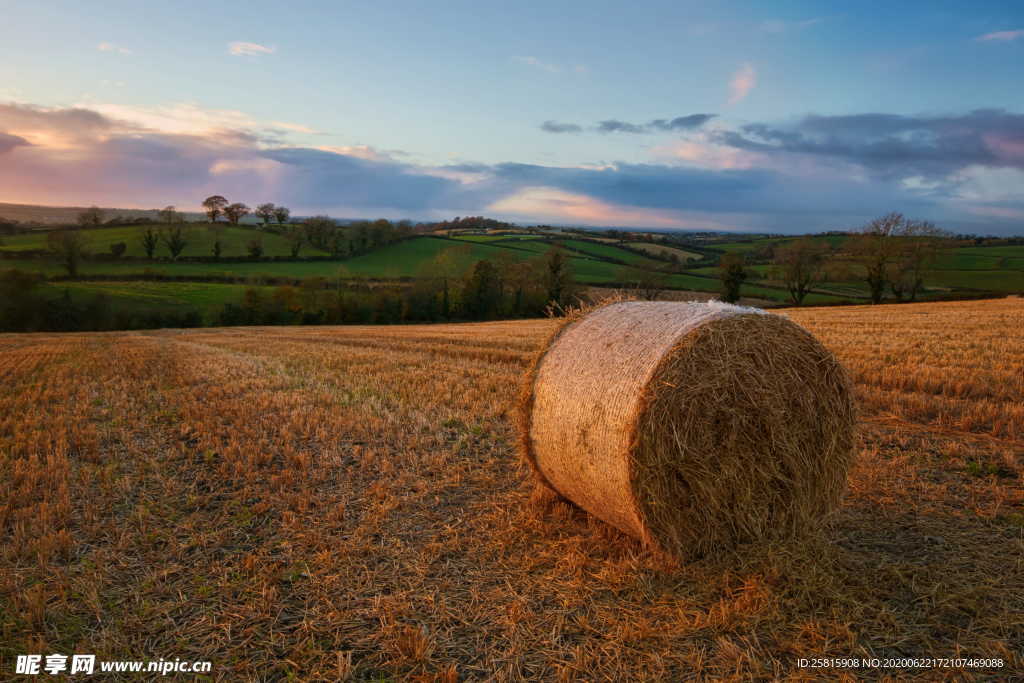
(273, 205), (291, 225)
(158, 205), (182, 224)
(772, 238), (829, 305)
(223, 203), (250, 225)
(888, 220), (949, 301)
(47, 230), (87, 277)
(255, 203), (276, 226)
(77, 206), (104, 228)
(160, 225), (188, 260)
(202, 195), (228, 222)
(845, 213), (905, 304)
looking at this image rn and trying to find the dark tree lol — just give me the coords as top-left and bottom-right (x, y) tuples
(772, 238), (829, 305)
(158, 205), (182, 224)
(141, 227), (159, 260)
(47, 230), (87, 277)
(109, 242), (127, 258)
(888, 220), (949, 302)
(285, 225), (304, 257)
(461, 260), (502, 319)
(223, 203), (250, 225)
(247, 237), (264, 258)
(846, 212), (904, 304)
(255, 203), (276, 226)
(160, 225), (188, 260)
(273, 205), (291, 224)
(77, 206), (104, 228)
(543, 249), (574, 306)
(718, 252), (748, 303)
(302, 215), (336, 250)
(202, 195), (228, 222)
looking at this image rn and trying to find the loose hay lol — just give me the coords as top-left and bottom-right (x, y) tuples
(518, 300), (856, 559)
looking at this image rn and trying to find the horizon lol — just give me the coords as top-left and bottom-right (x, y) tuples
(1, 1), (1023, 235)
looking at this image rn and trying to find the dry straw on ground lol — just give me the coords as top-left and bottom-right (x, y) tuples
(519, 300), (857, 558)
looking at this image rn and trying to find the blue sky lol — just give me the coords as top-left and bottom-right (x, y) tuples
(1, 0), (1022, 233)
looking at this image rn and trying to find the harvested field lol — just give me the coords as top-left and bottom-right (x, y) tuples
(1, 298), (1022, 679)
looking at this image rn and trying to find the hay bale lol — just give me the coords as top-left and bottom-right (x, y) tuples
(518, 301), (855, 558)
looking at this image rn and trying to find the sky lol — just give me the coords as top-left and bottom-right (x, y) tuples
(1, 0), (1022, 234)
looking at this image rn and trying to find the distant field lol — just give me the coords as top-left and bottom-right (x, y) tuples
(0, 224), (326, 258)
(713, 235), (848, 254)
(552, 239), (664, 267)
(449, 234), (542, 243)
(625, 241), (701, 261)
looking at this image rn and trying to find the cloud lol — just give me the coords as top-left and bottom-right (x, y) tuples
(228, 42), (275, 57)
(976, 29), (1024, 42)
(596, 120), (647, 134)
(540, 120), (583, 134)
(2, 100), (1023, 233)
(541, 114), (716, 135)
(97, 42), (132, 55)
(713, 109), (1024, 179)
(487, 187), (691, 228)
(647, 114), (717, 131)
(0, 132), (31, 154)
(728, 64), (756, 105)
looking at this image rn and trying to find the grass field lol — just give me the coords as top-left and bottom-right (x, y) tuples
(1, 298), (1020, 679)
(39, 281), (267, 316)
(0, 224), (327, 259)
(625, 241), (702, 261)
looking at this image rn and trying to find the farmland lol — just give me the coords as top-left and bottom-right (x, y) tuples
(1, 297), (1021, 679)
(2, 211), (1023, 334)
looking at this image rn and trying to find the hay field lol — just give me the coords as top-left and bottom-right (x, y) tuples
(1, 298), (1022, 679)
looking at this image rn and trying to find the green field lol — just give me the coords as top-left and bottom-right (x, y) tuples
(712, 235), (848, 254)
(447, 234), (542, 243)
(4, 228), (1021, 326)
(0, 224), (326, 258)
(1, 236), (635, 284)
(40, 280), (264, 316)
(625, 241), (702, 261)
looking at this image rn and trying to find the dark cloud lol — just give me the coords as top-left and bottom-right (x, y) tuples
(596, 120), (648, 134)
(541, 114), (717, 135)
(715, 109), (1024, 178)
(261, 147), (456, 211)
(0, 102), (122, 142)
(540, 120), (582, 134)
(647, 114), (717, 131)
(0, 132), (30, 154)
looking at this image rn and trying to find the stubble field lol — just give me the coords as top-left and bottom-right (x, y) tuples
(1, 298), (1022, 679)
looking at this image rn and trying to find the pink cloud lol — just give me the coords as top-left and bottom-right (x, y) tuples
(228, 42), (275, 57)
(976, 29), (1024, 42)
(486, 187), (734, 230)
(727, 63), (756, 105)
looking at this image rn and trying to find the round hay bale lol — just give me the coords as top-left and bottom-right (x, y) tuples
(518, 300), (855, 558)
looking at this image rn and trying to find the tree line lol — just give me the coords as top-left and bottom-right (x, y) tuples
(717, 213), (954, 305)
(0, 248), (578, 332)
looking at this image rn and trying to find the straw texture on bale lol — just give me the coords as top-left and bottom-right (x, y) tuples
(518, 300), (856, 558)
